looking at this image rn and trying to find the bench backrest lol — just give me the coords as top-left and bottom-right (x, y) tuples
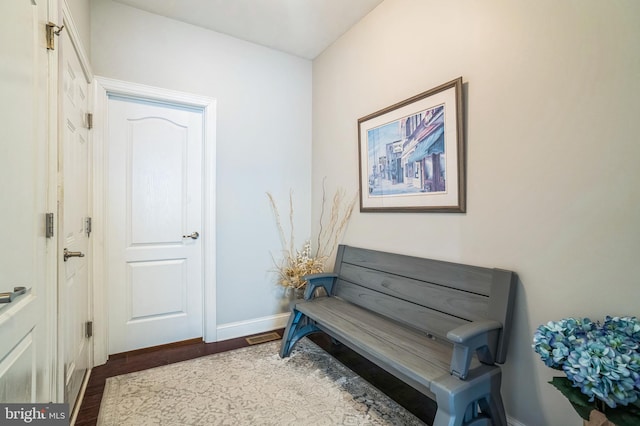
(331, 245), (517, 364)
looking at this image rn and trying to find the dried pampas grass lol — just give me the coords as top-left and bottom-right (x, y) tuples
(267, 180), (356, 290)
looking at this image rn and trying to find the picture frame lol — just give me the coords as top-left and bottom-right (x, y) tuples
(358, 77), (465, 213)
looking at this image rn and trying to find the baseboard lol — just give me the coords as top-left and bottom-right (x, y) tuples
(508, 415), (527, 426)
(216, 312), (290, 341)
(70, 367), (91, 426)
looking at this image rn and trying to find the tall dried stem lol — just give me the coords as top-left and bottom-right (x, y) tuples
(316, 184), (356, 260)
(288, 190), (294, 256)
(266, 192), (288, 256)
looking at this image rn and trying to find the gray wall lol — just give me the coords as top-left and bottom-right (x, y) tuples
(65, 0), (91, 58)
(312, 1), (640, 425)
(91, 0), (313, 326)
(84, 0), (640, 422)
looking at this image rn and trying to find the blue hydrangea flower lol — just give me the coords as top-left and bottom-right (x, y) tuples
(533, 316), (640, 409)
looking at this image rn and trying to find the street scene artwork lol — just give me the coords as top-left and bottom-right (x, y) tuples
(358, 77), (465, 212)
(366, 105), (446, 197)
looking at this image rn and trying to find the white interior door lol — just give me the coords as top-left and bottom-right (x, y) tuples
(58, 27), (92, 408)
(0, 0), (53, 403)
(107, 96), (204, 354)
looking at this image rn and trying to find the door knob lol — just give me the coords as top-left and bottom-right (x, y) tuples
(182, 231), (200, 240)
(0, 286), (26, 303)
(64, 248), (85, 262)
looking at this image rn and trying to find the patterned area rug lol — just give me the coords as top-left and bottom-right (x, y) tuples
(97, 338), (425, 425)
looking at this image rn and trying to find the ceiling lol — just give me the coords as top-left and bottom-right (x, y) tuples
(112, 0), (385, 59)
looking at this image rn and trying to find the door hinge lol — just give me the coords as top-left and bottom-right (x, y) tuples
(85, 217), (92, 237)
(45, 213), (54, 238)
(46, 22), (64, 51)
(87, 113), (93, 130)
(86, 321), (93, 338)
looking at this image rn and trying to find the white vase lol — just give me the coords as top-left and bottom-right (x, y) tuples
(286, 287), (305, 309)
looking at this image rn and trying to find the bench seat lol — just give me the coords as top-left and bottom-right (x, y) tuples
(296, 297), (481, 399)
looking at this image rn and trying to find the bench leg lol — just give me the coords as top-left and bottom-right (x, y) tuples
(431, 365), (507, 426)
(279, 309), (320, 358)
(478, 386), (507, 426)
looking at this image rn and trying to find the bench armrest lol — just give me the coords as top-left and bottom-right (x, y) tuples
(303, 273), (338, 300)
(447, 320), (502, 379)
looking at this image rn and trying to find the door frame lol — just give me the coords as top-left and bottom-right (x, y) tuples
(92, 77), (217, 365)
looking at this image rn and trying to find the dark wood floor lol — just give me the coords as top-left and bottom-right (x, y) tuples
(74, 330), (436, 425)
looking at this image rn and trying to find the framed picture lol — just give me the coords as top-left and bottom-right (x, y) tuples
(358, 77), (465, 212)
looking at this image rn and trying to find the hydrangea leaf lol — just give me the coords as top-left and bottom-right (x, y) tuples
(549, 377), (592, 421)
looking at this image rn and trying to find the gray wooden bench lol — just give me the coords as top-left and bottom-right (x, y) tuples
(279, 245), (516, 426)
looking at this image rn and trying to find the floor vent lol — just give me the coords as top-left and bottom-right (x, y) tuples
(245, 332), (281, 345)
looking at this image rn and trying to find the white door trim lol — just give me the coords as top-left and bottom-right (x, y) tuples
(92, 77), (217, 365)
(47, 0), (61, 403)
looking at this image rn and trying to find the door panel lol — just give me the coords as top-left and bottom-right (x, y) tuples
(129, 118), (187, 244)
(0, 332), (34, 402)
(58, 28), (92, 409)
(0, 0), (51, 403)
(107, 97), (204, 354)
(128, 259), (187, 320)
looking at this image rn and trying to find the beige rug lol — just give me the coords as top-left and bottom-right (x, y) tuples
(97, 338), (425, 425)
